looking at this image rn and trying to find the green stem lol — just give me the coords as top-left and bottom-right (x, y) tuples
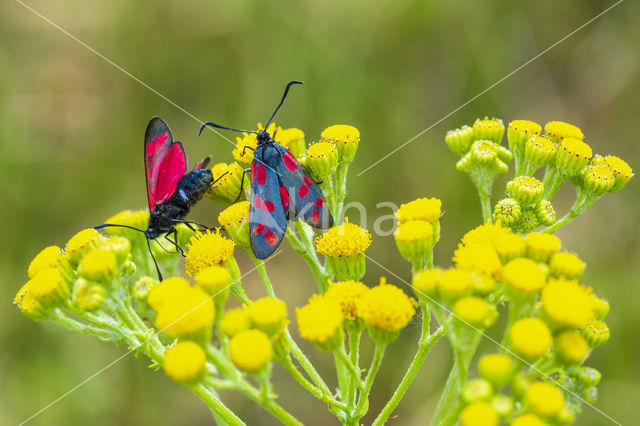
(345, 326), (362, 409)
(479, 190), (492, 223)
(188, 383), (246, 426)
(251, 255), (276, 297)
(285, 329), (333, 397)
(52, 310), (119, 341)
(372, 315), (444, 426)
(354, 343), (386, 420)
(543, 190), (599, 234)
(336, 345), (363, 389)
(542, 165), (566, 199)
(279, 356), (347, 411)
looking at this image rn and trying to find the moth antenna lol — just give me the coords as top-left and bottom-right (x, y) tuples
(93, 223), (146, 233)
(199, 122), (256, 136)
(265, 80), (303, 129)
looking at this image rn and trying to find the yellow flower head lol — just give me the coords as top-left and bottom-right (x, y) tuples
(601, 155), (633, 192)
(453, 297), (496, 328)
(555, 330), (588, 364)
(357, 278), (417, 333)
(275, 127), (305, 157)
(324, 280), (370, 321)
(247, 297), (288, 335)
(506, 176), (544, 206)
(208, 162), (247, 203)
(478, 353), (514, 388)
(229, 329), (273, 372)
(394, 220), (434, 263)
(541, 278), (594, 328)
(321, 124), (360, 163)
(438, 268), (473, 302)
(555, 138), (592, 176)
(525, 232), (561, 263)
(315, 218), (372, 258)
(524, 136), (556, 168)
(102, 210), (149, 239)
(525, 382), (565, 418)
(28, 246), (62, 279)
(306, 142), (339, 178)
(296, 296), (344, 349)
(195, 266), (232, 296)
(473, 118), (505, 144)
(218, 201), (250, 227)
(494, 232), (526, 263)
(511, 414), (548, 426)
(549, 252), (585, 280)
(163, 341), (206, 383)
(412, 268), (442, 299)
(65, 228), (103, 264)
(220, 308), (252, 337)
(460, 221), (513, 249)
(510, 318), (552, 360)
(508, 120), (542, 147)
(233, 122), (277, 164)
(502, 258), (546, 294)
(151, 278), (215, 337)
(453, 245), (502, 279)
(591, 295), (610, 320)
(460, 401), (499, 426)
(77, 249), (118, 285)
(185, 230), (235, 276)
(395, 197), (442, 224)
(15, 267), (68, 319)
(544, 120), (584, 143)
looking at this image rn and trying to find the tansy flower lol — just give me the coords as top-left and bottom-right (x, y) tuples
(555, 330), (588, 364)
(232, 122), (277, 164)
(164, 341), (206, 383)
(275, 127), (305, 158)
(99, 236), (131, 266)
(460, 401), (499, 426)
(555, 138), (592, 176)
(534, 200), (556, 227)
(315, 218), (371, 281)
(509, 318), (552, 360)
(102, 210), (149, 240)
(438, 268), (472, 302)
(412, 268), (442, 299)
(525, 232), (561, 263)
(549, 252), (585, 279)
(506, 176), (544, 206)
(72, 278), (106, 312)
(15, 268), (68, 320)
(65, 228), (103, 264)
(321, 124), (360, 163)
(77, 249), (118, 285)
(473, 118), (505, 144)
(453, 244), (502, 279)
(591, 295), (610, 320)
(525, 382), (565, 418)
(582, 319), (610, 347)
(493, 232), (526, 263)
(600, 155), (633, 192)
(453, 297), (497, 329)
(229, 329), (273, 373)
(579, 164), (614, 195)
(524, 136), (556, 169)
(478, 353), (514, 388)
(544, 120), (584, 144)
(247, 297), (288, 336)
(305, 142), (339, 178)
(195, 266), (232, 298)
(357, 278), (417, 344)
(296, 296), (344, 351)
(218, 201), (250, 248)
(445, 125), (474, 156)
(491, 394), (514, 418)
(395, 197), (442, 224)
(28, 246), (62, 279)
(493, 198), (522, 227)
(502, 258), (546, 295)
(460, 221), (512, 249)
(541, 278), (594, 328)
(207, 162), (247, 203)
(185, 230), (235, 276)
(576, 367), (602, 387)
(507, 119), (542, 153)
(394, 220), (434, 263)
(150, 278), (215, 337)
(511, 413), (548, 426)
(324, 280), (370, 321)
(220, 308), (252, 337)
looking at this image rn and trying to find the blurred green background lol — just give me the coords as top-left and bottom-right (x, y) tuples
(1, 0), (638, 424)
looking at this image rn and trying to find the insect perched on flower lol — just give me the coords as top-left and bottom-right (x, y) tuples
(96, 117), (226, 278)
(199, 81), (333, 258)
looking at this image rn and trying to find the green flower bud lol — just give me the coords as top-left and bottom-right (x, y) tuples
(583, 386), (598, 404)
(306, 142), (339, 178)
(511, 373), (535, 400)
(132, 276), (158, 300)
(518, 209), (540, 232)
(328, 255), (366, 282)
(506, 176), (544, 206)
(555, 138), (592, 176)
(72, 277), (106, 312)
(496, 145), (513, 163)
(507, 120), (541, 154)
(581, 319), (610, 347)
(557, 407), (576, 425)
(478, 353), (514, 388)
(546, 368), (568, 386)
(524, 135), (556, 169)
(575, 367), (601, 387)
(579, 164), (615, 195)
(461, 378), (494, 404)
(99, 236), (131, 266)
(470, 140), (499, 165)
(218, 201), (251, 249)
(490, 394), (514, 418)
(445, 125), (474, 156)
(473, 118), (505, 144)
(592, 296), (610, 320)
(394, 220), (435, 264)
(599, 155), (633, 192)
(534, 200), (556, 226)
(207, 162), (248, 204)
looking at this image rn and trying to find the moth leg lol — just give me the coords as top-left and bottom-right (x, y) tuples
(242, 145), (255, 156)
(172, 219), (210, 231)
(233, 168), (252, 203)
(163, 231), (184, 256)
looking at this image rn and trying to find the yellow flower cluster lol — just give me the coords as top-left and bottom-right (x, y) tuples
(184, 230), (235, 276)
(315, 218), (371, 280)
(394, 197), (442, 264)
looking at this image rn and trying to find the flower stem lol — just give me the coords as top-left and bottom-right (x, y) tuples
(353, 343), (386, 420)
(345, 326), (362, 409)
(188, 383), (246, 426)
(285, 329), (333, 397)
(251, 255), (276, 297)
(372, 311), (444, 426)
(479, 190), (492, 223)
(279, 356), (347, 411)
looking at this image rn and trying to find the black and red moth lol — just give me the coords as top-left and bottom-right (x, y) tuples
(97, 117), (222, 278)
(200, 81), (333, 259)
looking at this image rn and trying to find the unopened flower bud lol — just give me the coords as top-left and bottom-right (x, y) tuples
(132, 276), (158, 300)
(506, 176), (544, 206)
(576, 367), (601, 387)
(493, 198), (521, 227)
(473, 118), (505, 144)
(461, 378), (494, 404)
(275, 127), (306, 158)
(321, 124), (360, 164)
(207, 162), (248, 203)
(412, 268), (442, 300)
(218, 201), (251, 249)
(306, 142), (339, 178)
(600, 155), (633, 192)
(508, 120), (541, 154)
(534, 200), (556, 226)
(555, 138), (592, 176)
(579, 164), (614, 195)
(78, 249), (118, 285)
(581, 319), (610, 347)
(491, 394), (514, 418)
(445, 125), (474, 156)
(545, 120), (584, 145)
(72, 277), (106, 311)
(394, 220), (434, 264)
(524, 136), (556, 169)
(555, 331), (588, 365)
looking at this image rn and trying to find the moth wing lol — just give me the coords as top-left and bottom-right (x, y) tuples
(249, 152), (288, 259)
(274, 144), (333, 229)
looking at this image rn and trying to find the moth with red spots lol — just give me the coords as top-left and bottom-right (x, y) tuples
(97, 117), (223, 278)
(199, 81), (333, 259)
